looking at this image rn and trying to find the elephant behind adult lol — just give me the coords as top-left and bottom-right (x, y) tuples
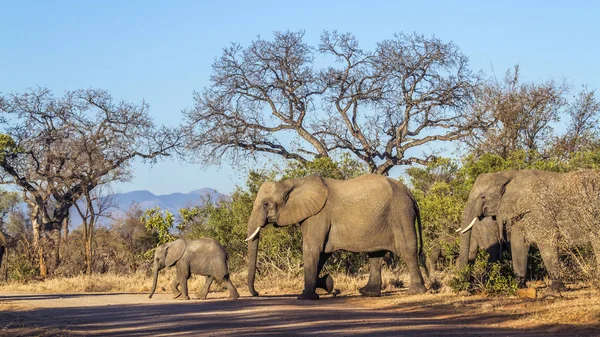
(428, 217), (502, 272)
(246, 174), (427, 300)
(458, 169), (600, 290)
(149, 238), (239, 300)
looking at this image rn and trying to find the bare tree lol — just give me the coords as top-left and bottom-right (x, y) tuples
(467, 65), (566, 160)
(72, 186), (117, 275)
(184, 30), (482, 175)
(552, 87), (600, 158)
(0, 87), (180, 277)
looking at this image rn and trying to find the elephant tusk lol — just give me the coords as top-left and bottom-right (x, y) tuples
(245, 227), (261, 242)
(460, 217), (478, 234)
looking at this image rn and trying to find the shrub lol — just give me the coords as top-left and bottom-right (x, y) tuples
(450, 251), (518, 296)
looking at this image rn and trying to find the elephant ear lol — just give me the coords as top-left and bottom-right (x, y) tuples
(165, 239), (186, 267)
(277, 176), (329, 226)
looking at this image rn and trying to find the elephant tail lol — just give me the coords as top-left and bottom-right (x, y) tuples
(415, 205), (430, 279)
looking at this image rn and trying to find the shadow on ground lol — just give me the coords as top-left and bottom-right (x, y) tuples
(0, 293), (598, 336)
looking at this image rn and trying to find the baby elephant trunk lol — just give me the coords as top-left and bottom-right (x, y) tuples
(148, 266), (159, 298)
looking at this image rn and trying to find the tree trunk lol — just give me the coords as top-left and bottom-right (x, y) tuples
(51, 226), (61, 272)
(31, 217), (47, 278)
(85, 240), (92, 275)
(62, 214), (69, 242)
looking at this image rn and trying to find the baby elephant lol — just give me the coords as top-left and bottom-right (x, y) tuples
(149, 238), (239, 300)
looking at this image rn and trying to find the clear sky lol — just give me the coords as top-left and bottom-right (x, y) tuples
(1, 1), (599, 195)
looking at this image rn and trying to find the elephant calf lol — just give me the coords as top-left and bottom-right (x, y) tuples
(149, 238), (239, 300)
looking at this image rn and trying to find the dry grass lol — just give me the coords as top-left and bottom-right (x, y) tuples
(1, 269), (599, 331)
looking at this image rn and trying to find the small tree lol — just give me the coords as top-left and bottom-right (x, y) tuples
(141, 207), (177, 258)
(551, 87), (600, 158)
(72, 186), (117, 275)
(111, 203), (157, 273)
(467, 65), (567, 161)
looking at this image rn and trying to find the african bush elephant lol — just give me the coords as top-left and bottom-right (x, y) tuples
(458, 169), (600, 290)
(246, 174), (427, 300)
(428, 217), (502, 272)
(461, 217), (505, 265)
(149, 238), (239, 300)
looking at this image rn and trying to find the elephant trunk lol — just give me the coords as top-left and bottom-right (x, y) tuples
(247, 208), (266, 297)
(149, 264), (159, 299)
(459, 197), (482, 268)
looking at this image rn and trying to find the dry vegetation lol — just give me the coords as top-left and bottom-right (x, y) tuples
(1, 268), (599, 331)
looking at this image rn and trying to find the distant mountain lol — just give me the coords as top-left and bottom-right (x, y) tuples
(69, 188), (226, 228)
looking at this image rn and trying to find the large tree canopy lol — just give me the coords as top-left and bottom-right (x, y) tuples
(184, 30), (484, 175)
(0, 87), (180, 276)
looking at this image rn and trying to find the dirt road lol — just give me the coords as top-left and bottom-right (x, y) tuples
(0, 291), (598, 336)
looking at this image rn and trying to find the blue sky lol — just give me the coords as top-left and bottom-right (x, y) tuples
(1, 1), (599, 195)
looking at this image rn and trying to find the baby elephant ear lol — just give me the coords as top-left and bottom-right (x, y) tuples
(277, 176), (329, 226)
(165, 239), (186, 267)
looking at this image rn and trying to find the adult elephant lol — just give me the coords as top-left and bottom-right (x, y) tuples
(245, 174), (427, 300)
(458, 169), (600, 291)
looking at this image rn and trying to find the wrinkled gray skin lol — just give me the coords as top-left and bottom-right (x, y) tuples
(149, 238), (239, 300)
(428, 217), (501, 272)
(247, 174), (427, 300)
(466, 217), (504, 264)
(458, 169), (600, 291)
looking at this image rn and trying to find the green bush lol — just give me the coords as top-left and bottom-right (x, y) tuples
(7, 254), (38, 282)
(450, 251), (518, 296)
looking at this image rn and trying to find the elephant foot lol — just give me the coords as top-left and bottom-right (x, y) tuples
(297, 290), (319, 300)
(516, 277), (527, 288)
(195, 292), (208, 300)
(317, 274), (335, 294)
(550, 281), (567, 292)
(407, 283), (427, 295)
(178, 295), (190, 300)
(228, 292), (240, 300)
(172, 292), (182, 299)
(359, 284), (381, 297)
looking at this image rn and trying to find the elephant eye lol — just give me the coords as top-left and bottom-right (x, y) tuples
(263, 202), (269, 209)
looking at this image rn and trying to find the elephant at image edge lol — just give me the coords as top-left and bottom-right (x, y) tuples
(149, 238), (239, 300)
(246, 174), (427, 300)
(458, 169), (600, 290)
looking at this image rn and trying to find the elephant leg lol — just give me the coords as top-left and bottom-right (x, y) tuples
(196, 276), (214, 300)
(316, 252), (334, 293)
(171, 278), (182, 299)
(177, 266), (191, 300)
(427, 246), (442, 272)
(223, 275), (240, 300)
(298, 247), (320, 300)
(359, 251), (385, 297)
(537, 242), (566, 292)
(511, 226), (529, 288)
(396, 238), (426, 294)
